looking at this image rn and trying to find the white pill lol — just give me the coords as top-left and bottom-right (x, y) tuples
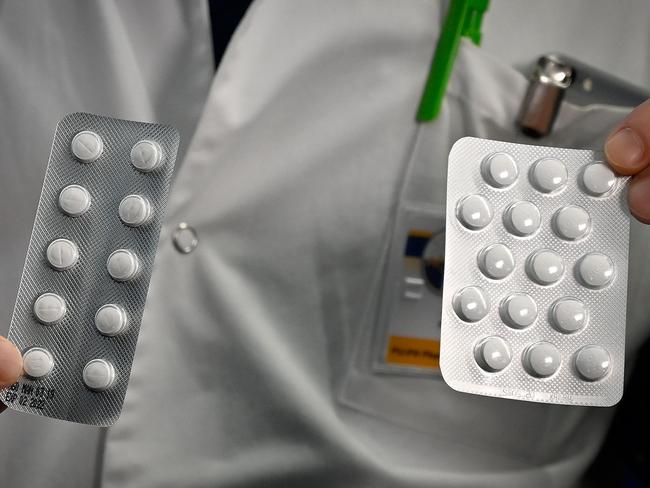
(131, 140), (162, 172)
(500, 293), (537, 329)
(482, 152), (518, 188)
(527, 250), (564, 285)
(33, 293), (66, 324)
(474, 336), (511, 372)
(531, 158), (567, 193)
(577, 253), (614, 289)
(582, 163), (616, 196)
(478, 244), (515, 279)
(107, 249), (140, 282)
(524, 342), (561, 378)
(551, 298), (588, 334)
(119, 195), (152, 227)
(71, 131), (103, 163)
(575, 345), (611, 381)
(23, 347), (54, 379)
(83, 359), (116, 391)
(553, 206), (591, 240)
(456, 194), (493, 230)
(452, 286), (489, 322)
(46, 238), (79, 271)
(504, 201), (541, 236)
(95, 304), (127, 337)
(58, 185), (91, 217)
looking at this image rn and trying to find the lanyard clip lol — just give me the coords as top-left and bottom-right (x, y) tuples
(416, 0), (490, 122)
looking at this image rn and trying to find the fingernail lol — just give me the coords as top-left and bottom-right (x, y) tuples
(0, 338), (22, 386)
(605, 128), (645, 170)
(629, 176), (650, 224)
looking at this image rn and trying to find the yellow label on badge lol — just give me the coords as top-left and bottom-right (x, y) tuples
(386, 336), (440, 369)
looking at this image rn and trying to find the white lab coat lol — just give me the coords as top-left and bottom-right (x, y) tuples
(1, 1), (649, 487)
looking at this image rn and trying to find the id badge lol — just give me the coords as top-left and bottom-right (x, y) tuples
(372, 204), (446, 376)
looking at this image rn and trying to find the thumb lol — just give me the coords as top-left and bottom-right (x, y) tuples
(0, 336), (23, 413)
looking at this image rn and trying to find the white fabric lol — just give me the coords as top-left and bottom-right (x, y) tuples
(0, 1), (649, 487)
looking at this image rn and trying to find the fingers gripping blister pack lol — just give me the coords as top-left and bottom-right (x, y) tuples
(440, 137), (629, 407)
(0, 113), (179, 425)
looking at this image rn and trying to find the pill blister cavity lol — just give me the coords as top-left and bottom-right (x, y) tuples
(119, 195), (152, 227)
(524, 342), (561, 378)
(553, 206), (591, 241)
(503, 201), (541, 236)
(481, 152), (518, 188)
(83, 359), (116, 391)
(530, 158), (567, 193)
(71, 131), (103, 163)
(95, 304), (127, 337)
(46, 238), (79, 271)
(131, 140), (162, 172)
(33, 293), (66, 325)
(575, 345), (611, 381)
(107, 249), (140, 282)
(452, 286), (489, 322)
(526, 249), (564, 285)
(474, 336), (511, 372)
(550, 298), (588, 334)
(23, 347), (54, 379)
(577, 253), (614, 289)
(456, 194), (493, 230)
(58, 185), (91, 217)
(478, 244), (515, 280)
(500, 293), (537, 329)
(582, 163), (616, 196)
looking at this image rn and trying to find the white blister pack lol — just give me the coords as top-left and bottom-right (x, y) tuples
(0, 113), (179, 425)
(440, 137), (630, 407)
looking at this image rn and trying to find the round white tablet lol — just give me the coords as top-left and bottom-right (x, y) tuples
(575, 345), (611, 381)
(577, 253), (614, 289)
(107, 249), (140, 282)
(524, 342), (561, 378)
(33, 293), (66, 324)
(71, 131), (103, 163)
(82, 359), (116, 391)
(452, 286), (489, 322)
(119, 195), (152, 227)
(46, 238), (79, 271)
(527, 249), (564, 285)
(504, 201), (541, 236)
(550, 298), (588, 334)
(553, 206), (591, 240)
(482, 152), (518, 188)
(58, 185), (91, 217)
(474, 336), (511, 372)
(500, 293), (537, 329)
(582, 163), (616, 196)
(530, 158), (567, 193)
(131, 140), (162, 172)
(23, 347), (54, 379)
(95, 304), (127, 337)
(456, 194), (493, 230)
(478, 244), (515, 279)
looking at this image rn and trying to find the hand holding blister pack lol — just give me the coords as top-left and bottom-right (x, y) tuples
(1, 113), (179, 425)
(440, 137), (629, 407)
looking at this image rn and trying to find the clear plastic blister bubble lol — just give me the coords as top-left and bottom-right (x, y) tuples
(0, 113), (179, 425)
(440, 137), (629, 407)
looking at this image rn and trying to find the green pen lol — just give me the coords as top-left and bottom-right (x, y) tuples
(416, 0), (490, 122)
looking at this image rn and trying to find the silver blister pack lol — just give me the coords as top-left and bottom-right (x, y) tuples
(440, 137), (630, 407)
(0, 113), (179, 425)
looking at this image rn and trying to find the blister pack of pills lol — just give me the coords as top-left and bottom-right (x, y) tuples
(0, 113), (179, 425)
(440, 137), (629, 407)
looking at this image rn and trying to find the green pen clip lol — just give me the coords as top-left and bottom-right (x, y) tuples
(416, 0), (490, 122)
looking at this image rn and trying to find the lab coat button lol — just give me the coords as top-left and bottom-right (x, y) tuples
(173, 222), (198, 254)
